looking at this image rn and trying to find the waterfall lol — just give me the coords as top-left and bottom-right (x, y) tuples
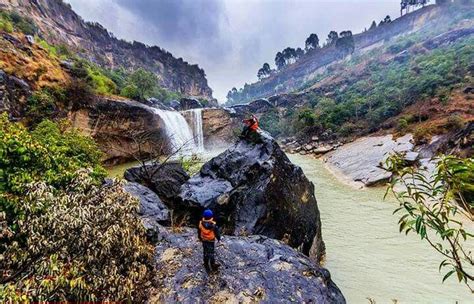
(151, 108), (197, 153)
(191, 109), (205, 152)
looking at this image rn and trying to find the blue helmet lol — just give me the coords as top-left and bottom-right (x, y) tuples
(203, 209), (213, 219)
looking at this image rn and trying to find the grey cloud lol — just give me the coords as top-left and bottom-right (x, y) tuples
(65, 0), (400, 101)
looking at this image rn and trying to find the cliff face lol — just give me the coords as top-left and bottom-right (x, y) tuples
(0, 0), (213, 98)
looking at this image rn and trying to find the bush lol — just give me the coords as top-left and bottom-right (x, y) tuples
(121, 83), (140, 100)
(0, 171), (154, 302)
(0, 19), (13, 33)
(26, 88), (62, 125)
(260, 109), (284, 137)
(445, 114), (465, 130)
(397, 118), (409, 132)
(0, 115), (153, 301)
(413, 126), (432, 145)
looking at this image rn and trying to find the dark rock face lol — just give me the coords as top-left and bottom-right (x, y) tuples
(144, 98), (174, 111)
(180, 132), (325, 261)
(179, 97), (203, 110)
(0, 70), (32, 119)
(125, 162), (190, 204)
(69, 98), (169, 165)
(152, 227), (345, 304)
(123, 182), (170, 224)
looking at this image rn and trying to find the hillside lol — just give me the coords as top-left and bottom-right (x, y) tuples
(229, 2), (473, 145)
(0, 0), (213, 98)
(227, 4), (469, 104)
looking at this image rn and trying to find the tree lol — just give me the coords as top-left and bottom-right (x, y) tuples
(369, 20), (377, 30)
(275, 51), (286, 70)
(336, 31), (355, 57)
(305, 33), (320, 51)
(128, 68), (159, 100)
(326, 31), (339, 46)
(257, 63), (272, 80)
(295, 47), (305, 59)
(385, 154), (473, 292)
(282, 47), (297, 64)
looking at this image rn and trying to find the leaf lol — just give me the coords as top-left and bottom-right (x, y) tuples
(442, 270), (455, 283)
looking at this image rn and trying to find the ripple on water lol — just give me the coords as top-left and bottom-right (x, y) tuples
(288, 154), (473, 304)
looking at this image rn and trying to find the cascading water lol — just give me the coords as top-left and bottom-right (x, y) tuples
(191, 109), (205, 152)
(151, 108), (197, 153)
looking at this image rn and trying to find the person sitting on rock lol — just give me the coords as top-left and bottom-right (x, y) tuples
(241, 114), (259, 138)
(198, 209), (221, 273)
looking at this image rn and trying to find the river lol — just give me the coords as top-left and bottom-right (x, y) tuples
(107, 153), (472, 303)
(289, 154), (472, 303)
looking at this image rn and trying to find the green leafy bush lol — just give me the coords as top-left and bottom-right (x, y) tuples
(259, 109), (284, 137)
(0, 171), (154, 302)
(0, 115), (153, 301)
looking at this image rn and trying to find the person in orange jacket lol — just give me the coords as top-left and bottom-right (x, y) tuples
(241, 114), (259, 138)
(198, 209), (221, 273)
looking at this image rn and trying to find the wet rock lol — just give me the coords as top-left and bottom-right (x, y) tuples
(404, 151), (419, 164)
(124, 182), (170, 224)
(0, 70), (32, 119)
(180, 97), (203, 110)
(69, 97), (169, 165)
(125, 162), (190, 204)
(314, 145), (336, 155)
(145, 98), (174, 110)
(180, 131), (325, 261)
(326, 134), (414, 186)
(151, 227), (345, 304)
(169, 99), (181, 110)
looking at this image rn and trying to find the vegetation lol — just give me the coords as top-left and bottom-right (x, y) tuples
(0, 10), (37, 35)
(385, 154), (473, 292)
(0, 115), (154, 301)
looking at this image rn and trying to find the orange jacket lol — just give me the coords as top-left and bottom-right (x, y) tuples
(243, 117), (259, 131)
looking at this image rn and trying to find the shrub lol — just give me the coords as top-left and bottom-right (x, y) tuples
(396, 118), (409, 132)
(128, 68), (159, 100)
(26, 89), (59, 125)
(0, 19), (13, 33)
(121, 83), (140, 100)
(445, 114), (465, 130)
(0, 116), (153, 301)
(413, 126), (432, 145)
(260, 109), (284, 137)
(87, 66), (117, 95)
(0, 171), (154, 302)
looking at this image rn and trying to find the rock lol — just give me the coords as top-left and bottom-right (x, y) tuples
(179, 131), (325, 261)
(394, 50), (410, 63)
(311, 136), (319, 142)
(0, 70), (32, 119)
(169, 99), (181, 110)
(145, 98), (174, 110)
(25, 35), (35, 45)
(180, 97), (203, 110)
(69, 97), (169, 165)
(463, 86), (474, 94)
(304, 144), (314, 151)
(152, 227), (345, 304)
(313, 145), (335, 154)
(404, 151), (419, 164)
(201, 108), (236, 146)
(123, 182), (170, 226)
(60, 60), (74, 70)
(326, 134), (414, 186)
(124, 162), (190, 204)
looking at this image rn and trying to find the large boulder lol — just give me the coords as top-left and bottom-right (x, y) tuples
(180, 131), (325, 261)
(202, 108), (236, 146)
(151, 227), (345, 304)
(125, 162), (190, 205)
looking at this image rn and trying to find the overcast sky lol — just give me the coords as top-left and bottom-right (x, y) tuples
(65, 0), (400, 101)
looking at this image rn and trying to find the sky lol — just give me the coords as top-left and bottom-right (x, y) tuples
(64, 0), (401, 102)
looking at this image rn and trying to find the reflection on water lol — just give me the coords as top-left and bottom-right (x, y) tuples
(289, 154), (472, 303)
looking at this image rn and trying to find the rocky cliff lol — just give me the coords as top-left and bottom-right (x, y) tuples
(0, 0), (213, 98)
